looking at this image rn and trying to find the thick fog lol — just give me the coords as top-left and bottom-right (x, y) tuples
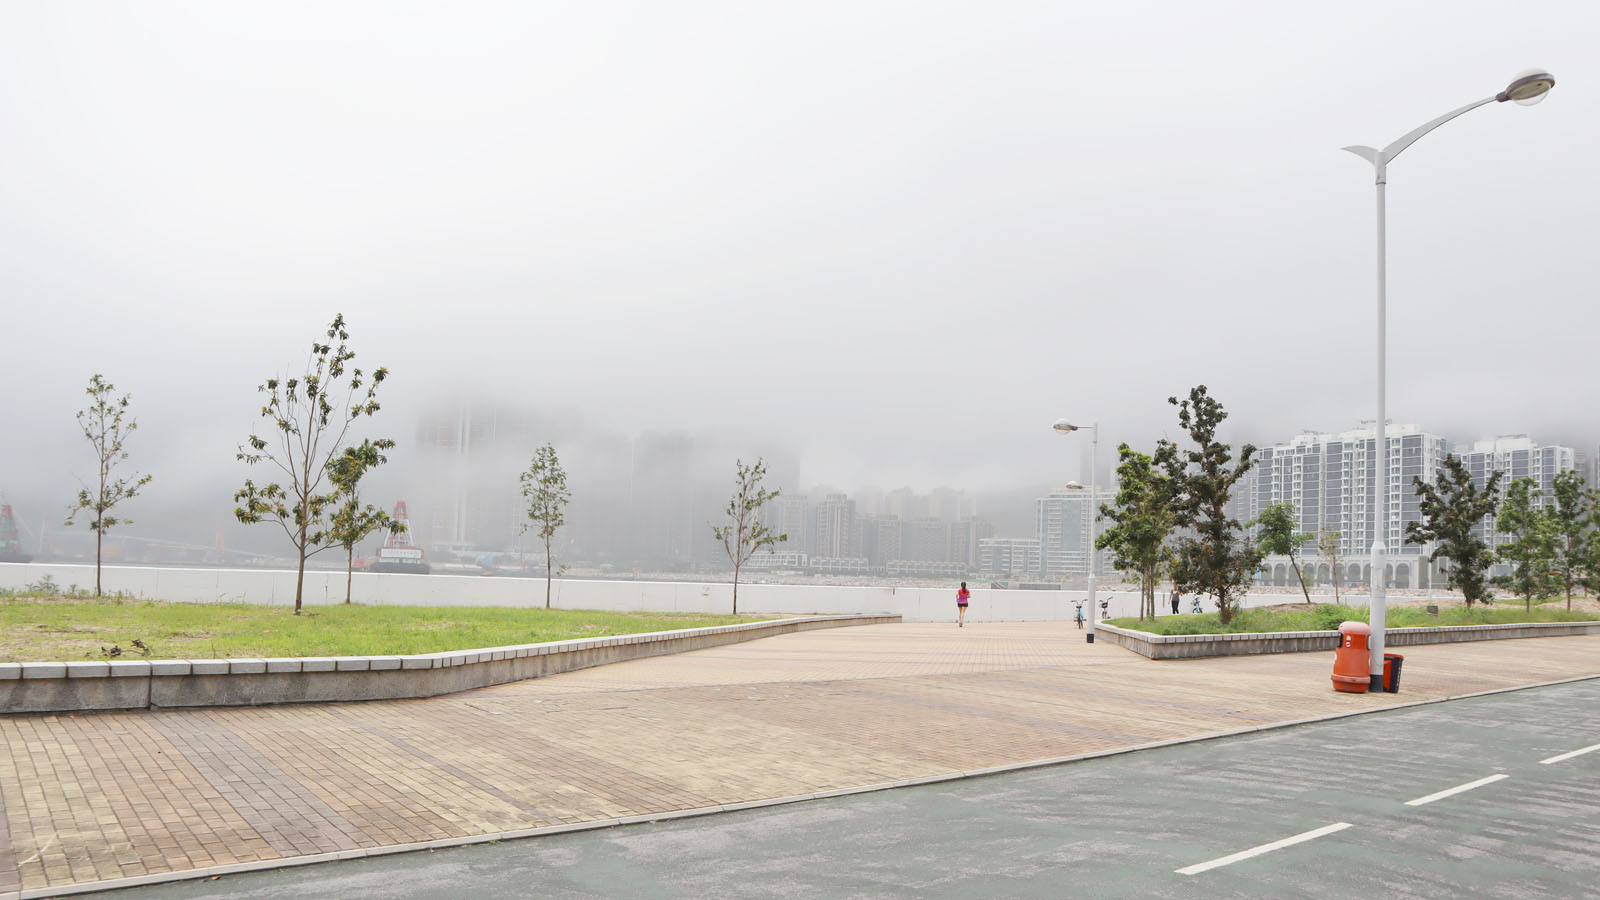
(2, 1), (1595, 565)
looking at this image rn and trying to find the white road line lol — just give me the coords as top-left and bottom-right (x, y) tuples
(1403, 773), (1508, 807)
(1539, 743), (1600, 765)
(1175, 822), (1352, 876)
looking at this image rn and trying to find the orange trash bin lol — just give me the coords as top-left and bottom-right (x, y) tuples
(1331, 621), (1372, 693)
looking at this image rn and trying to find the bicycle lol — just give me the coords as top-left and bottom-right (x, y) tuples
(1190, 597), (1204, 615)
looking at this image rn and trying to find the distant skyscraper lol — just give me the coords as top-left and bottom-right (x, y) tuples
(1460, 435), (1579, 552)
(1253, 424), (1579, 587)
(900, 517), (947, 563)
(1252, 424), (1450, 561)
(858, 514), (901, 568)
(979, 537), (1042, 576)
(946, 517), (994, 570)
(813, 493), (858, 559)
(764, 496), (810, 555)
(1035, 483), (1111, 578)
(927, 487), (968, 523)
(884, 487), (929, 522)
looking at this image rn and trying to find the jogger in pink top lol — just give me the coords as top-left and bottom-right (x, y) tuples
(956, 581), (970, 627)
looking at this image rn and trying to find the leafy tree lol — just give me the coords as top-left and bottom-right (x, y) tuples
(1318, 530), (1342, 605)
(1252, 502), (1313, 603)
(1547, 469), (1596, 611)
(66, 374), (153, 596)
(1154, 386), (1262, 625)
(328, 438), (395, 604)
(235, 314), (388, 613)
(711, 458), (785, 615)
(1096, 443), (1174, 620)
(1493, 477), (1558, 611)
(520, 443), (571, 610)
(1405, 454), (1500, 607)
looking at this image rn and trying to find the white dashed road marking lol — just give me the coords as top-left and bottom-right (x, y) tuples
(1539, 743), (1600, 765)
(1175, 822), (1353, 876)
(1403, 773), (1508, 807)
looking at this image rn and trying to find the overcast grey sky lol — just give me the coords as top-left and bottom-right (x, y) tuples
(2, 0), (1595, 512)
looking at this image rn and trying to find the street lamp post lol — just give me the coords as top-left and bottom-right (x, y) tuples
(1342, 69), (1553, 692)
(1053, 419), (1099, 643)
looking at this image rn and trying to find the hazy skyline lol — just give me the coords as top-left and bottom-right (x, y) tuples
(4, 2), (1596, 551)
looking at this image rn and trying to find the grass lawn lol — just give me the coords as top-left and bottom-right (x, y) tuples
(1106, 602), (1599, 636)
(0, 596), (769, 662)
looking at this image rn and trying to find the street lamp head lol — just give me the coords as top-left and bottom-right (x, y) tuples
(1498, 69), (1555, 106)
(1052, 418), (1080, 433)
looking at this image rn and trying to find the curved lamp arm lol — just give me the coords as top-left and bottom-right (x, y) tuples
(1342, 95), (1497, 172)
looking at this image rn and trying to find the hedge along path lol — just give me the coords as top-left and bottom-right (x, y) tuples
(2, 622), (1597, 898)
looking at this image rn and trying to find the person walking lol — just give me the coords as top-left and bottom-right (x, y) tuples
(956, 581), (970, 627)
(1170, 587), (1181, 616)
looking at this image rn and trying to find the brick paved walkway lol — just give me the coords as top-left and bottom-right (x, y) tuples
(2, 623), (1597, 896)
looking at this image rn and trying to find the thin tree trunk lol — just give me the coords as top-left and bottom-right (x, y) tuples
(545, 540), (552, 609)
(295, 523), (307, 614)
(346, 545), (354, 604)
(732, 562), (740, 616)
(1290, 556), (1310, 604)
(96, 464), (105, 597)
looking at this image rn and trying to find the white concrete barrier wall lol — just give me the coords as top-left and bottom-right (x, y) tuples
(0, 563), (1360, 622)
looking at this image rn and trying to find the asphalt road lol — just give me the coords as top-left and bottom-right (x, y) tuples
(88, 678), (1600, 900)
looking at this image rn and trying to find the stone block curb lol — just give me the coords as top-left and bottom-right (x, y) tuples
(1097, 619), (1600, 659)
(3, 614), (900, 714)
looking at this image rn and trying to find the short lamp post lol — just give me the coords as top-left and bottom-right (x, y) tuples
(1053, 418), (1099, 643)
(1342, 69), (1553, 691)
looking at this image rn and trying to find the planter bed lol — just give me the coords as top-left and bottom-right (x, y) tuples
(1097, 619), (1600, 660)
(1, 614), (899, 714)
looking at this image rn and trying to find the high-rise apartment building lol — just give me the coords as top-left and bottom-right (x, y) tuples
(1252, 424), (1450, 560)
(1460, 436), (1579, 552)
(764, 496), (810, 555)
(979, 537), (1042, 576)
(900, 517), (948, 563)
(1253, 424), (1580, 587)
(813, 493), (858, 559)
(947, 517), (995, 570)
(1035, 483), (1113, 578)
(858, 514), (902, 568)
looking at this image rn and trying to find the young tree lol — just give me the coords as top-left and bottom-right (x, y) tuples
(66, 374), (153, 596)
(520, 443), (571, 610)
(1405, 454), (1501, 608)
(711, 458), (785, 615)
(1154, 385), (1262, 625)
(1096, 443), (1174, 620)
(235, 314), (388, 613)
(1547, 469), (1596, 611)
(1252, 502), (1313, 604)
(1493, 477), (1558, 611)
(1318, 530), (1342, 605)
(328, 438), (395, 604)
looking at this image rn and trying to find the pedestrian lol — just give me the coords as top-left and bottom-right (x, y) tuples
(956, 581), (970, 627)
(1170, 587), (1180, 616)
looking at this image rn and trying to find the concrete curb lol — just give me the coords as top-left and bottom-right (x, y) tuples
(15, 670), (1597, 900)
(0, 614), (899, 715)
(1097, 619), (1600, 659)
